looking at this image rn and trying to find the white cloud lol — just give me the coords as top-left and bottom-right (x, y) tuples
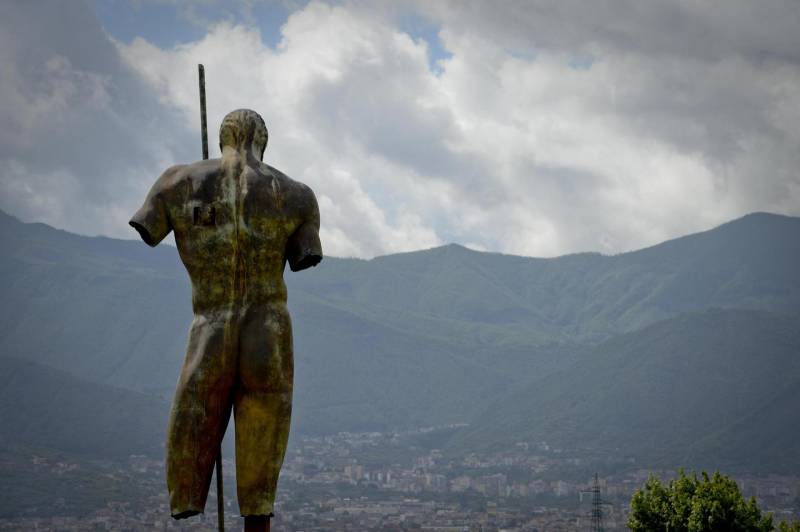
(117, 3), (450, 257)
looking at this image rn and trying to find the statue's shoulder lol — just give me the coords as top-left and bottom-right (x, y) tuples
(257, 162), (316, 198)
(184, 158), (221, 181)
(156, 159), (220, 192)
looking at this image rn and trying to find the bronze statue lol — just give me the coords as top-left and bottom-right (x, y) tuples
(129, 109), (321, 527)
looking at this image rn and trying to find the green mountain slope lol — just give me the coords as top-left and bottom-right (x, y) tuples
(451, 308), (800, 473)
(2, 210), (797, 397)
(295, 212), (800, 345)
(0, 211), (191, 396)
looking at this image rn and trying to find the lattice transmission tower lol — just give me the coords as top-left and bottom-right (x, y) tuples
(590, 472), (605, 532)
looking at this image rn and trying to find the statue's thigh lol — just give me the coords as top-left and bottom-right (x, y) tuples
(238, 306), (293, 393)
(178, 313), (235, 390)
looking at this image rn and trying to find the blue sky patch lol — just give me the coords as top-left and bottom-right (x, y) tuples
(90, 0), (299, 49)
(396, 13), (452, 75)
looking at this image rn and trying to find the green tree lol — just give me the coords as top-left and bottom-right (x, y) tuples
(628, 470), (775, 532)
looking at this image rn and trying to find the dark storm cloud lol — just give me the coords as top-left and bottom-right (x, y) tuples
(417, 0), (800, 162)
(0, 1), (194, 234)
(421, 0), (800, 63)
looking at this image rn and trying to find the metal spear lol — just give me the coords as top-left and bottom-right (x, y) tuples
(198, 63), (224, 532)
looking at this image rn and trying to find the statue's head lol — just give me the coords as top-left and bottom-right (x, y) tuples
(219, 109), (269, 161)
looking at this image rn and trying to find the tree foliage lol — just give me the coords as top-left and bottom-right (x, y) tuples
(628, 470), (782, 532)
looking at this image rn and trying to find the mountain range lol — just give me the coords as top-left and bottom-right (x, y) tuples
(0, 209), (798, 473)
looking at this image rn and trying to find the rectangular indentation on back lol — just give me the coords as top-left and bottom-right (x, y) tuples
(193, 205), (216, 226)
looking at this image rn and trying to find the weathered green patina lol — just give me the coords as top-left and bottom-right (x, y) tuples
(130, 109), (321, 520)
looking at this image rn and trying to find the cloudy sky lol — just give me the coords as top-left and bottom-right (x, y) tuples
(1, 1), (798, 258)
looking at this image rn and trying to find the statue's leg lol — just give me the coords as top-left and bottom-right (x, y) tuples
(166, 311), (237, 519)
(244, 514), (273, 531)
(234, 305), (293, 517)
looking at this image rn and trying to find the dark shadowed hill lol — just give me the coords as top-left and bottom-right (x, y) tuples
(0, 356), (167, 457)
